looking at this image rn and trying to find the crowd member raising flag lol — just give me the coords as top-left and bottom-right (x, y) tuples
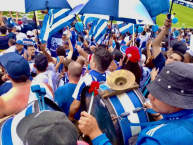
(39, 9), (76, 43)
(92, 19), (108, 43)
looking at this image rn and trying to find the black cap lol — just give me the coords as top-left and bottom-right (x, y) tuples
(17, 111), (78, 145)
(34, 53), (48, 71)
(172, 41), (187, 54)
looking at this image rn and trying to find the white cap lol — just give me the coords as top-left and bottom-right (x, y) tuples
(27, 31), (33, 36)
(186, 49), (193, 57)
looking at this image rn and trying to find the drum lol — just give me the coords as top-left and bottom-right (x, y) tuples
(0, 98), (62, 145)
(81, 83), (149, 145)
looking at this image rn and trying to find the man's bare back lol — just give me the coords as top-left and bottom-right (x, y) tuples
(0, 81), (32, 119)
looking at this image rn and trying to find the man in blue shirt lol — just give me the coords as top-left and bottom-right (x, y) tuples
(20, 17), (33, 34)
(0, 26), (9, 51)
(78, 62), (193, 145)
(55, 61), (83, 120)
(69, 48), (113, 121)
(15, 40), (26, 56)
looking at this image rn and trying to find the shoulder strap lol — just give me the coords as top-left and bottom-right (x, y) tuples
(128, 119), (193, 134)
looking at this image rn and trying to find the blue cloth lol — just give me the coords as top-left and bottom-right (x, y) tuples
(0, 35), (9, 50)
(21, 0), (71, 13)
(152, 52), (166, 72)
(54, 83), (80, 120)
(21, 24), (33, 34)
(137, 109), (193, 145)
(70, 31), (78, 48)
(47, 31), (63, 57)
(8, 32), (16, 40)
(72, 70), (107, 101)
(92, 109), (193, 145)
(92, 133), (111, 145)
(140, 0), (170, 17)
(62, 72), (69, 85)
(0, 81), (12, 96)
(56, 56), (64, 73)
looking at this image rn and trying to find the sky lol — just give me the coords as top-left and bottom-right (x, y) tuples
(67, 0), (89, 8)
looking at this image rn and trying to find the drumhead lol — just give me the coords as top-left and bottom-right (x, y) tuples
(81, 86), (124, 145)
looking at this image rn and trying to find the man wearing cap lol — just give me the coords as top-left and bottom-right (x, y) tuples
(15, 40), (26, 56)
(0, 53), (54, 119)
(78, 62), (193, 145)
(21, 17), (33, 34)
(152, 18), (186, 72)
(23, 31), (35, 49)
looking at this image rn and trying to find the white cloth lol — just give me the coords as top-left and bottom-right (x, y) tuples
(139, 34), (150, 47)
(16, 32), (27, 41)
(33, 63), (60, 92)
(29, 80), (54, 102)
(0, 45), (16, 56)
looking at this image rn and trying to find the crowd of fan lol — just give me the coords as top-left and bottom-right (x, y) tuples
(0, 11), (193, 145)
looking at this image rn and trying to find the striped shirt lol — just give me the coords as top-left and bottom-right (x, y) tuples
(72, 70), (109, 101)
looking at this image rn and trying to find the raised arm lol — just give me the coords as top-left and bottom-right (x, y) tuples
(76, 45), (89, 60)
(9, 11), (13, 20)
(0, 11), (4, 26)
(15, 12), (19, 24)
(66, 35), (74, 60)
(38, 42), (54, 63)
(152, 18), (172, 59)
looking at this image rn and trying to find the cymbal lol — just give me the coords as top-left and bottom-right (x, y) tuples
(106, 70), (135, 91)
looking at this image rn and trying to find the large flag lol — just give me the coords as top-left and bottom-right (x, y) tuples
(39, 9), (75, 42)
(140, 0), (170, 17)
(92, 19), (108, 43)
(117, 21), (134, 35)
(80, 15), (99, 28)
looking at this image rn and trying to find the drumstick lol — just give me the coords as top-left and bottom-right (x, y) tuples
(82, 92), (94, 138)
(88, 92), (94, 114)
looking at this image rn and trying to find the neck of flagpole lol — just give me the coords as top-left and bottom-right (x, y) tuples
(133, 24), (135, 46)
(108, 16), (113, 46)
(33, 11), (40, 47)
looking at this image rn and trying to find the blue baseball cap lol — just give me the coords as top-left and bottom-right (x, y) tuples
(16, 40), (24, 45)
(0, 52), (30, 79)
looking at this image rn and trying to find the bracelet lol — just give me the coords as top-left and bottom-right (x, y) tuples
(152, 113), (161, 118)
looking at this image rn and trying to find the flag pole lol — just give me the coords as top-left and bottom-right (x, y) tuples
(108, 16), (113, 46)
(133, 24), (134, 46)
(33, 11), (40, 47)
(167, 0), (175, 48)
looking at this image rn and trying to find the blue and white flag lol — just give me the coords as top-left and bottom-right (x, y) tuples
(140, 0), (170, 17)
(39, 9), (75, 42)
(92, 19), (108, 43)
(80, 15), (99, 28)
(117, 21), (134, 35)
(7, 17), (17, 27)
